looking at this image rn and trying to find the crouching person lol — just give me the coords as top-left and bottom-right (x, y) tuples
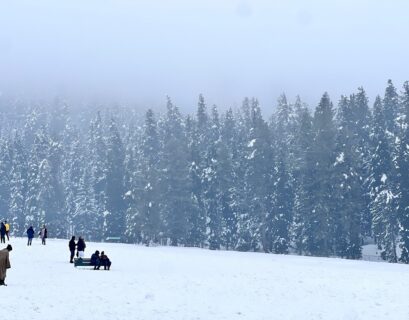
(100, 251), (112, 270)
(90, 250), (100, 270)
(0, 244), (12, 286)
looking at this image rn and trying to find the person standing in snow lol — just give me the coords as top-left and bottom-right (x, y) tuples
(76, 236), (86, 258)
(4, 221), (10, 241)
(39, 225), (47, 245)
(69, 236), (77, 263)
(0, 244), (12, 286)
(0, 222), (6, 244)
(26, 226), (35, 246)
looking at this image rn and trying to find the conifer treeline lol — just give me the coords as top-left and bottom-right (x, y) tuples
(1, 80), (409, 262)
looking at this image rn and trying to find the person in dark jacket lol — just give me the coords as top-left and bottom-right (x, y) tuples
(76, 236), (86, 258)
(68, 236), (77, 263)
(27, 226), (35, 246)
(39, 225), (47, 245)
(0, 222), (6, 244)
(90, 250), (100, 270)
(99, 251), (112, 270)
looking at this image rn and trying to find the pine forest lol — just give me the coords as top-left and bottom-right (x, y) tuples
(1, 80), (409, 263)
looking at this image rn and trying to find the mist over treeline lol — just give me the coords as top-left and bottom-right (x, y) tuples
(1, 80), (409, 262)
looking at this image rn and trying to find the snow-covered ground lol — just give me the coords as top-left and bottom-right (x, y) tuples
(1, 237), (409, 320)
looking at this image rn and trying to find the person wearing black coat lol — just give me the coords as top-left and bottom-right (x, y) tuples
(90, 250), (100, 270)
(76, 237), (86, 258)
(26, 226), (35, 246)
(0, 223), (6, 244)
(68, 236), (77, 263)
(99, 251), (112, 270)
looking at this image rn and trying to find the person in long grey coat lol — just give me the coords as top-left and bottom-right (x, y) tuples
(0, 244), (12, 286)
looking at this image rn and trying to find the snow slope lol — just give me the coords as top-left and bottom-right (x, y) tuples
(1, 237), (409, 320)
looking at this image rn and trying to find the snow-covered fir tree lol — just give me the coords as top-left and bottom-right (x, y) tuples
(332, 96), (363, 259)
(104, 117), (126, 238)
(305, 93), (336, 256)
(291, 102), (314, 254)
(219, 108), (238, 250)
(397, 81), (409, 262)
(87, 112), (107, 239)
(240, 98), (272, 252)
(159, 98), (191, 245)
(137, 109), (162, 245)
(9, 133), (28, 235)
(270, 94), (296, 254)
(0, 138), (12, 222)
(369, 96), (398, 262)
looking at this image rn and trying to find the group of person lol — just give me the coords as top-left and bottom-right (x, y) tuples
(26, 225), (48, 246)
(0, 231), (114, 287)
(69, 236), (86, 262)
(0, 221), (10, 243)
(0, 223), (13, 285)
(1, 223), (48, 246)
(69, 236), (111, 270)
(90, 250), (112, 270)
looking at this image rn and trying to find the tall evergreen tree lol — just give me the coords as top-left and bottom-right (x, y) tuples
(159, 98), (191, 245)
(397, 81), (409, 263)
(185, 115), (203, 247)
(270, 94), (296, 254)
(370, 96), (398, 262)
(292, 103), (314, 254)
(239, 99), (272, 252)
(0, 138), (12, 222)
(87, 112), (107, 238)
(230, 101), (253, 251)
(217, 109), (237, 250)
(104, 117), (126, 238)
(47, 133), (65, 237)
(203, 105), (229, 250)
(305, 93), (336, 256)
(72, 168), (99, 240)
(353, 88), (373, 237)
(61, 122), (84, 237)
(139, 109), (162, 245)
(25, 128), (51, 229)
(332, 95), (363, 259)
(123, 124), (143, 243)
(9, 133), (28, 235)
(186, 95), (209, 247)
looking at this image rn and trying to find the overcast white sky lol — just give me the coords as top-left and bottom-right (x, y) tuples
(0, 0), (408, 111)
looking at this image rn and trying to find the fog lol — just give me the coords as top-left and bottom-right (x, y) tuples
(1, 0), (408, 111)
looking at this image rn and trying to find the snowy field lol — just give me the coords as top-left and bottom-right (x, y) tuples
(1, 237), (409, 320)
